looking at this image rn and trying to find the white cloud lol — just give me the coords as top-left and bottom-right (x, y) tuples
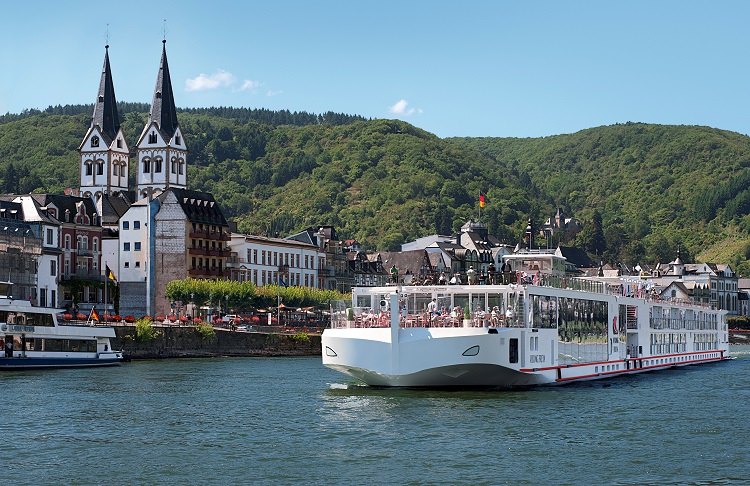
(185, 69), (236, 91)
(238, 80), (262, 92)
(389, 99), (418, 116)
(266, 90), (283, 97)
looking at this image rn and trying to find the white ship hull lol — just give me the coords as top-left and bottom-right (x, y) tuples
(322, 279), (730, 388)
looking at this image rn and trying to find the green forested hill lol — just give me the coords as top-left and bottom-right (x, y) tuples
(1, 109), (749, 274)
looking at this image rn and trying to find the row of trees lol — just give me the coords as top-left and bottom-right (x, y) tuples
(164, 278), (345, 313)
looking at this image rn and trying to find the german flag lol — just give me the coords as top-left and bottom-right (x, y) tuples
(106, 265), (117, 283)
(90, 307), (100, 322)
(479, 192), (486, 208)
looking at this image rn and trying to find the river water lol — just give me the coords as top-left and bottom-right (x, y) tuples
(2, 346), (749, 485)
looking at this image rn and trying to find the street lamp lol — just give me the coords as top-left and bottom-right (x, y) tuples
(190, 292), (195, 322)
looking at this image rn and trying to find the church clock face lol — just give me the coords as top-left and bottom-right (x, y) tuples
(91, 136), (99, 147)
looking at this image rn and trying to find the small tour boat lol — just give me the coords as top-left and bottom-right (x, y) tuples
(0, 282), (124, 370)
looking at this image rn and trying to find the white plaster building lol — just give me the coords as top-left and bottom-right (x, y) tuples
(227, 234), (324, 288)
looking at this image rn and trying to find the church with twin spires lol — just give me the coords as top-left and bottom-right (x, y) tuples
(78, 41), (230, 319)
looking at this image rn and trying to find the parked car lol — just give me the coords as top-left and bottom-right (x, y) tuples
(222, 314), (240, 324)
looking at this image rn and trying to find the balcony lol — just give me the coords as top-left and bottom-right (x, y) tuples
(188, 267), (225, 277)
(76, 248), (94, 257)
(188, 246), (232, 257)
(188, 229), (231, 241)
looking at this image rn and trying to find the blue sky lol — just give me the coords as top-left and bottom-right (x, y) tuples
(1, 1), (749, 139)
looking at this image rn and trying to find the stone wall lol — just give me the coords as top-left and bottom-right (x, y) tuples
(111, 326), (321, 359)
(119, 281), (148, 318)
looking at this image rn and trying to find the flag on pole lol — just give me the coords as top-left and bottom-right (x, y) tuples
(479, 192), (486, 208)
(90, 307), (100, 322)
(106, 265), (117, 283)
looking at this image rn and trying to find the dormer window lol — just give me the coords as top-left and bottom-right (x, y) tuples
(116, 138), (122, 148)
(91, 136), (99, 147)
(149, 132), (157, 144)
(156, 91), (162, 99)
(175, 135), (181, 145)
(98, 95), (104, 102)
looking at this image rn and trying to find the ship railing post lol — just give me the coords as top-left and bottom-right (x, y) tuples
(390, 292), (400, 376)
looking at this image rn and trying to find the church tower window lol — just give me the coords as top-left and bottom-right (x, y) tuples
(155, 158), (162, 173)
(143, 159), (151, 174)
(149, 132), (157, 144)
(96, 161), (104, 175)
(85, 161), (93, 176)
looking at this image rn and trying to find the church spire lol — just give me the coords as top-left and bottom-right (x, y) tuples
(135, 40), (188, 201)
(149, 40), (179, 139)
(92, 45), (121, 142)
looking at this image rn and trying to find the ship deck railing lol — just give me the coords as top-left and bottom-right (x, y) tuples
(330, 312), (525, 330)
(535, 274), (716, 311)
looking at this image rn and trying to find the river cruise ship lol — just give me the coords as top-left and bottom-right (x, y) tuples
(0, 282), (123, 370)
(322, 258), (729, 387)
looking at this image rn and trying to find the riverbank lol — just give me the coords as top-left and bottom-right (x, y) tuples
(111, 325), (750, 358)
(112, 325), (321, 359)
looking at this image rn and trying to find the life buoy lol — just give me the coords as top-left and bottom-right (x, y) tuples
(613, 316), (618, 334)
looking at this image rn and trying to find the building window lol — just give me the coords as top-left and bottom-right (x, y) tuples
(91, 136), (99, 147)
(50, 260), (56, 276)
(96, 161), (104, 175)
(116, 138), (122, 148)
(149, 132), (157, 144)
(253, 250), (258, 264)
(93, 237), (99, 252)
(176, 135), (181, 145)
(46, 228), (53, 245)
(135, 261), (141, 268)
(113, 164), (119, 176)
(124, 242), (130, 251)
(171, 161), (177, 174)
(179, 161), (184, 175)
(142, 159), (150, 174)
(124, 262), (130, 268)
(155, 159), (162, 173)
(123, 221), (129, 230)
(85, 162), (93, 176)
(134, 242), (141, 251)
(133, 221), (140, 230)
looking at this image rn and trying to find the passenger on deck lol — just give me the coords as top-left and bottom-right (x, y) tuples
(438, 272), (447, 285)
(505, 306), (514, 324)
(488, 262), (497, 284)
(501, 260), (512, 284)
(467, 266), (477, 285)
(390, 264), (399, 283)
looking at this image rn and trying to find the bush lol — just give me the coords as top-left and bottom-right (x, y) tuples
(135, 317), (162, 342)
(291, 332), (310, 343)
(194, 320), (215, 339)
